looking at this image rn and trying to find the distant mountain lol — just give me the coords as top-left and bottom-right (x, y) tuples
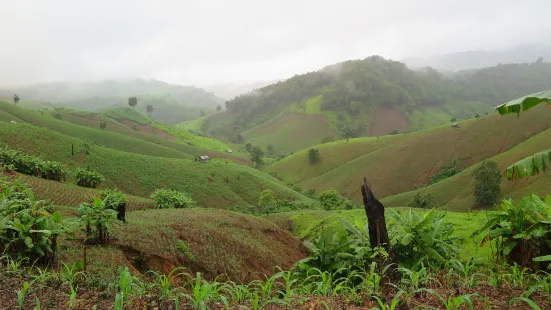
(403, 45), (551, 71)
(202, 81), (279, 100)
(201, 56), (551, 153)
(0, 78), (224, 108)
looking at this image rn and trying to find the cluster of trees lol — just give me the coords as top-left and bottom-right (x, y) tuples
(220, 58), (551, 139)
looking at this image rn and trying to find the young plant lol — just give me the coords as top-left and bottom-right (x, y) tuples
(16, 282), (31, 310)
(182, 272), (229, 310)
(78, 197), (118, 243)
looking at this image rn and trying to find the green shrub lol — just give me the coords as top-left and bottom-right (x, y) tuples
(473, 160), (501, 206)
(258, 189), (278, 213)
(408, 192), (434, 209)
(308, 148), (320, 164)
(75, 168), (105, 188)
(0, 146), (66, 181)
(150, 189), (193, 209)
(318, 189), (344, 211)
(389, 209), (460, 268)
(429, 158), (460, 185)
(0, 178), (69, 263)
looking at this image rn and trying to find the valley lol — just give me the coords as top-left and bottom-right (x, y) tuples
(1, 56), (551, 309)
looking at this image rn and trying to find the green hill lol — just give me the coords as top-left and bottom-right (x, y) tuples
(269, 104), (551, 210)
(201, 58), (551, 153)
(0, 119), (310, 208)
(0, 102), (249, 164)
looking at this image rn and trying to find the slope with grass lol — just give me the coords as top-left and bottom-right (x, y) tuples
(114, 208), (307, 280)
(243, 112), (335, 153)
(0, 101), (194, 160)
(0, 121), (310, 208)
(60, 107), (249, 164)
(381, 123), (551, 211)
(271, 104), (551, 207)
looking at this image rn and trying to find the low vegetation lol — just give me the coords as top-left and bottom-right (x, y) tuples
(150, 188), (194, 209)
(75, 167), (104, 188)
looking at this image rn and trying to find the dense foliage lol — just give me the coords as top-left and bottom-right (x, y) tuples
(473, 194), (551, 268)
(473, 161), (502, 206)
(317, 189), (346, 211)
(150, 189), (194, 209)
(429, 158), (461, 185)
(408, 192), (434, 209)
(0, 178), (69, 263)
(75, 168), (104, 189)
(0, 146), (66, 182)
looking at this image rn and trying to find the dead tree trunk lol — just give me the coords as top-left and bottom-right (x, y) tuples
(361, 177), (390, 252)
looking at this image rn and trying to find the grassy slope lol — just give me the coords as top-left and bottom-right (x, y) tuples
(265, 208), (492, 260)
(408, 101), (492, 132)
(382, 125), (551, 211)
(0, 96), (51, 111)
(0, 121), (310, 208)
(7, 172), (156, 211)
(115, 208), (307, 280)
(0, 101), (194, 160)
(243, 112), (335, 153)
(271, 105), (551, 206)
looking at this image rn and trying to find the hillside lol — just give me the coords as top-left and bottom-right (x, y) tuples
(199, 57), (551, 153)
(0, 102), (248, 164)
(270, 104), (551, 210)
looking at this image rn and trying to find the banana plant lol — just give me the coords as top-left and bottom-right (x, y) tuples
(472, 194), (551, 266)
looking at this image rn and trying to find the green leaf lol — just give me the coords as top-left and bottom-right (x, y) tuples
(534, 255), (551, 262)
(52, 211), (62, 223)
(24, 237), (34, 249)
(502, 241), (518, 256)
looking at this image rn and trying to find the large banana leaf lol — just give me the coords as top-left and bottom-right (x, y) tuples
(495, 90), (551, 115)
(505, 149), (551, 180)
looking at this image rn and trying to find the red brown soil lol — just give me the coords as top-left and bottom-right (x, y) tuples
(120, 119), (176, 140)
(368, 108), (409, 136)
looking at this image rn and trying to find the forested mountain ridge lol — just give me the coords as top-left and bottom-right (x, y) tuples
(201, 56), (551, 152)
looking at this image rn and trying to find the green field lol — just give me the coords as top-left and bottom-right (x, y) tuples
(270, 105), (551, 211)
(243, 112), (335, 154)
(0, 121), (310, 208)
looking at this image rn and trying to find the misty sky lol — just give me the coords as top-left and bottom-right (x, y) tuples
(1, 0), (550, 87)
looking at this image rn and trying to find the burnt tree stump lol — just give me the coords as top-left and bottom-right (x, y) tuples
(361, 177), (390, 252)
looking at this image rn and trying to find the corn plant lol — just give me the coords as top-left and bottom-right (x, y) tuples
(416, 289), (489, 310)
(509, 297), (541, 310)
(148, 267), (188, 300)
(67, 284), (78, 309)
(16, 281), (31, 310)
(371, 290), (404, 310)
(182, 272), (229, 310)
(60, 262), (85, 286)
(150, 189), (194, 209)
